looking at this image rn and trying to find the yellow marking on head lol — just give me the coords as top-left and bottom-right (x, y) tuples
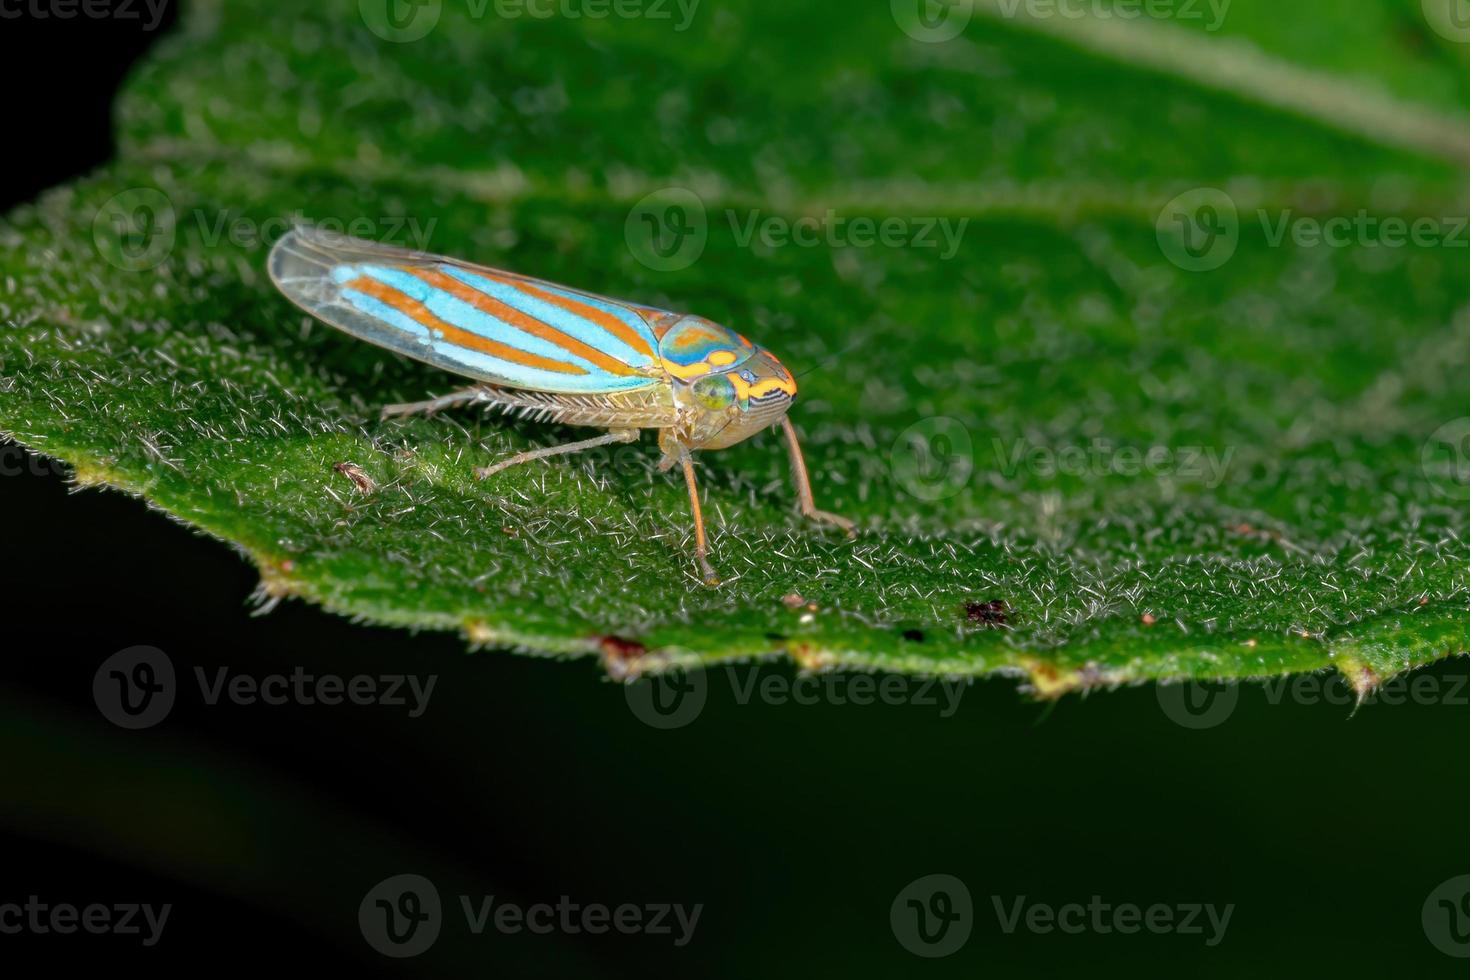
(727, 371), (797, 401)
(708, 350), (738, 367)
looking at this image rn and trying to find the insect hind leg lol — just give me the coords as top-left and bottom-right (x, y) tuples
(475, 428), (639, 480)
(380, 386), (490, 420)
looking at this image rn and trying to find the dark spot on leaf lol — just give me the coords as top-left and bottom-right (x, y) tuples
(965, 599), (1010, 627)
(597, 635), (647, 680)
(764, 632), (788, 642)
(901, 628), (924, 642)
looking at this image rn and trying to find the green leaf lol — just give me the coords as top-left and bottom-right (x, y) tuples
(5, 0), (1470, 693)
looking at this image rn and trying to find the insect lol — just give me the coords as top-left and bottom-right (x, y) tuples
(268, 225), (853, 584)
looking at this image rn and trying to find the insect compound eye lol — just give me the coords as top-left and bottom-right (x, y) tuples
(692, 374), (737, 411)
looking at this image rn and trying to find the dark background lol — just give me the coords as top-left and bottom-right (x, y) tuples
(2, 7), (1469, 977)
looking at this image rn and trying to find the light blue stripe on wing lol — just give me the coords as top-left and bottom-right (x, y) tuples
(331, 262), (661, 393)
(352, 265), (620, 375)
(441, 267), (657, 369)
(531, 280), (664, 338)
(427, 343), (657, 392)
(339, 289), (432, 341)
(354, 264), (431, 300)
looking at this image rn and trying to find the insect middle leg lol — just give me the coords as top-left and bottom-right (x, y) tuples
(380, 386), (489, 420)
(780, 417), (855, 535)
(474, 428), (639, 480)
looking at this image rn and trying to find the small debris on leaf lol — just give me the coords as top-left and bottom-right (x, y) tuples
(333, 461), (376, 494)
(1141, 612), (1157, 626)
(964, 599), (1010, 627)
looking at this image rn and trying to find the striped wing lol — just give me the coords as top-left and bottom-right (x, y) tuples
(268, 225), (673, 393)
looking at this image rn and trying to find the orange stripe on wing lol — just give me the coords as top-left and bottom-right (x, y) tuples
(405, 268), (633, 376)
(488, 275), (657, 359)
(344, 276), (586, 376)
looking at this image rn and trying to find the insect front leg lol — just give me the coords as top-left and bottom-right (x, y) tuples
(779, 417), (855, 536)
(677, 452), (721, 587)
(380, 386), (490, 420)
(474, 428), (639, 480)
